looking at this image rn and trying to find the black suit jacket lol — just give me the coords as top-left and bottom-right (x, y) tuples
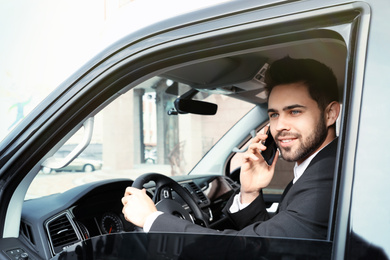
(150, 138), (337, 240)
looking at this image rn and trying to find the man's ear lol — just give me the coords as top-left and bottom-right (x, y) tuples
(325, 101), (340, 127)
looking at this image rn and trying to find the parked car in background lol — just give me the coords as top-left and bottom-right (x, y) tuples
(0, 0), (389, 259)
(41, 145), (103, 173)
(41, 155), (102, 173)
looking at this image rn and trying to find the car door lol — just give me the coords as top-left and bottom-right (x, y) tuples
(0, 1), (384, 259)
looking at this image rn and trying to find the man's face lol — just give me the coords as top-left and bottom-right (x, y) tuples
(267, 83), (328, 164)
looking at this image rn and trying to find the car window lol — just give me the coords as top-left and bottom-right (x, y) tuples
(26, 77), (255, 199)
(8, 2), (374, 259)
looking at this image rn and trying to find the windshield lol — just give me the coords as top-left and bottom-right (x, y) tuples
(26, 76), (254, 199)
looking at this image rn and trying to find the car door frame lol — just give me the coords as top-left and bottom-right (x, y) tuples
(0, 1), (371, 259)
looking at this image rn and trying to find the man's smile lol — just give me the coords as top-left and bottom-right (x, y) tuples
(277, 138), (297, 148)
(280, 139), (294, 143)
(275, 133), (300, 149)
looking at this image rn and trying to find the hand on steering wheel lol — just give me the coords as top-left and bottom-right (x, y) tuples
(132, 173), (208, 227)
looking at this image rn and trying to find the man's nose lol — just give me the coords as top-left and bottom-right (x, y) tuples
(275, 115), (290, 132)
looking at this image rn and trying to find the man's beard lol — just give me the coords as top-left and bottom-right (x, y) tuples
(276, 117), (328, 163)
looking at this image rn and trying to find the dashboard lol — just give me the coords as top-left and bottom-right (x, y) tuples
(20, 175), (239, 259)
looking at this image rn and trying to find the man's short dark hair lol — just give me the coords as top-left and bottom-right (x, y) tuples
(264, 56), (339, 111)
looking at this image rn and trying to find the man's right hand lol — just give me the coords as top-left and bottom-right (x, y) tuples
(240, 126), (279, 204)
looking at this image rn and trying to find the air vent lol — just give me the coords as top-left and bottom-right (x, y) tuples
(188, 182), (208, 204)
(47, 213), (80, 254)
(20, 221), (35, 245)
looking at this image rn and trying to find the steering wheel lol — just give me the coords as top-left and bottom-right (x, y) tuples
(132, 173), (208, 227)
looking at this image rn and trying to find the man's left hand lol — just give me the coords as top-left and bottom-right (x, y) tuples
(122, 187), (157, 227)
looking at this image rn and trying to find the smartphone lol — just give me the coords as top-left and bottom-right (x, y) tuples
(261, 129), (278, 166)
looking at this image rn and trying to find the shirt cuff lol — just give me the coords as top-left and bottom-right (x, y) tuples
(229, 192), (250, 213)
(143, 211), (164, 232)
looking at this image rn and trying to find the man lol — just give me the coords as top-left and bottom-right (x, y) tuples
(122, 56), (341, 239)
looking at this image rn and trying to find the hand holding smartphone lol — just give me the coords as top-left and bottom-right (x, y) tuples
(261, 129), (278, 166)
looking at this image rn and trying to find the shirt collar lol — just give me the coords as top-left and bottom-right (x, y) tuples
(292, 140), (333, 183)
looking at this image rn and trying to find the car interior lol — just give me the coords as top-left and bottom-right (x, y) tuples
(9, 25), (349, 260)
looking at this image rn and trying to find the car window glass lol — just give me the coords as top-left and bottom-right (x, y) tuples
(26, 76), (255, 199)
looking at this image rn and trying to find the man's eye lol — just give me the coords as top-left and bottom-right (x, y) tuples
(291, 110), (301, 115)
(269, 113), (278, 118)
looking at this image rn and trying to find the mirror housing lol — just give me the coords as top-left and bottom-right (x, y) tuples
(174, 98), (217, 115)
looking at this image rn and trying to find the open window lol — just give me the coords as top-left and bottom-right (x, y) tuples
(17, 2), (370, 259)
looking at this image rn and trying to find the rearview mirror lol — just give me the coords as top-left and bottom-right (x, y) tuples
(174, 98), (217, 115)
